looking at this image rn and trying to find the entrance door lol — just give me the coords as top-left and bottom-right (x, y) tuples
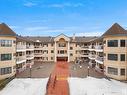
(57, 57), (68, 61)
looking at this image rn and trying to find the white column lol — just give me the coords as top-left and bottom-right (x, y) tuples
(68, 41), (70, 62)
(54, 41), (57, 62)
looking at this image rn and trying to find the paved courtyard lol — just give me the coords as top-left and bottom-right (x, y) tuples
(16, 61), (105, 79)
(16, 61), (55, 78)
(69, 62), (105, 78)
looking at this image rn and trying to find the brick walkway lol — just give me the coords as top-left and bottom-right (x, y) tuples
(46, 61), (69, 95)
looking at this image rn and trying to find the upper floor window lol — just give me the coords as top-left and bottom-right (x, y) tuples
(0, 67), (12, 75)
(120, 40), (125, 47)
(59, 43), (66, 47)
(70, 47), (73, 50)
(0, 40), (12, 47)
(107, 40), (118, 47)
(120, 54), (125, 61)
(108, 54), (118, 61)
(1, 54), (12, 61)
(51, 50), (54, 53)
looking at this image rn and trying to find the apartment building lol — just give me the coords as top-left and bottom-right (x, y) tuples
(102, 23), (127, 80)
(0, 23), (16, 80)
(0, 23), (127, 80)
(16, 36), (34, 73)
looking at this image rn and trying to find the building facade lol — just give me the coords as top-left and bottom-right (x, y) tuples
(0, 23), (127, 80)
(0, 23), (16, 80)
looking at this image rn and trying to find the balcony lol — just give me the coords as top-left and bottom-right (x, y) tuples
(16, 57), (26, 64)
(95, 56), (104, 64)
(95, 45), (103, 52)
(26, 45), (34, 51)
(57, 53), (68, 57)
(26, 54), (34, 60)
(34, 46), (43, 50)
(16, 45), (26, 52)
(88, 45), (95, 51)
(80, 46), (89, 50)
(88, 54), (96, 60)
(80, 53), (89, 57)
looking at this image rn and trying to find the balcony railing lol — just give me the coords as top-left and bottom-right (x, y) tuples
(26, 55), (34, 59)
(95, 56), (104, 64)
(95, 45), (103, 50)
(16, 57), (26, 64)
(16, 45), (26, 50)
(89, 54), (96, 59)
(96, 56), (104, 62)
(89, 45), (95, 49)
(26, 45), (34, 49)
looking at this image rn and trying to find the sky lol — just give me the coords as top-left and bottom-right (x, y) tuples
(0, 0), (127, 36)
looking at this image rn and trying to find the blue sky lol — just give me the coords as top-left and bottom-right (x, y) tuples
(0, 0), (127, 36)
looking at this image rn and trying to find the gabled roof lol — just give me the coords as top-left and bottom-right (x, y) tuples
(0, 23), (16, 36)
(102, 23), (127, 37)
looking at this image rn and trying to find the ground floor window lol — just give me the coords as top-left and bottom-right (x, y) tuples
(107, 67), (118, 75)
(0, 67), (12, 75)
(120, 69), (125, 75)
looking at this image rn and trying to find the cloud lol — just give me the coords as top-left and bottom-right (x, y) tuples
(42, 3), (84, 8)
(10, 25), (21, 29)
(76, 31), (103, 36)
(24, 26), (49, 31)
(23, 2), (37, 7)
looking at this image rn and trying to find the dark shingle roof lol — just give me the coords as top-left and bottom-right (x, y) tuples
(16, 36), (34, 43)
(102, 23), (127, 37)
(27, 36), (54, 43)
(0, 23), (16, 36)
(73, 36), (98, 43)
(25, 36), (97, 43)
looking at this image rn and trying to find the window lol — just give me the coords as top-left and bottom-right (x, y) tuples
(120, 40), (125, 47)
(108, 40), (118, 47)
(1, 54), (12, 61)
(0, 40), (12, 47)
(70, 53), (73, 56)
(120, 69), (125, 75)
(0, 67), (12, 75)
(70, 47), (73, 50)
(51, 50), (54, 53)
(108, 67), (118, 75)
(51, 43), (53, 47)
(120, 54), (125, 61)
(51, 57), (53, 60)
(60, 50), (64, 54)
(43, 43), (48, 47)
(59, 43), (66, 47)
(108, 54), (118, 61)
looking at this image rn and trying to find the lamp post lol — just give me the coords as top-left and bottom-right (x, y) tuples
(30, 65), (32, 78)
(87, 66), (90, 76)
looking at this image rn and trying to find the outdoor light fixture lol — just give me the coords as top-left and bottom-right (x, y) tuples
(88, 66), (90, 76)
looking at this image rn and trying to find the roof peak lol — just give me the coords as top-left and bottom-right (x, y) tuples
(0, 23), (16, 36)
(102, 23), (127, 37)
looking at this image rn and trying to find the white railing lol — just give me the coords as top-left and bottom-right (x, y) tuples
(16, 45), (26, 50)
(89, 45), (95, 49)
(95, 45), (103, 50)
(96, 56), (104, 62)
(16, 57), (26, 62)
